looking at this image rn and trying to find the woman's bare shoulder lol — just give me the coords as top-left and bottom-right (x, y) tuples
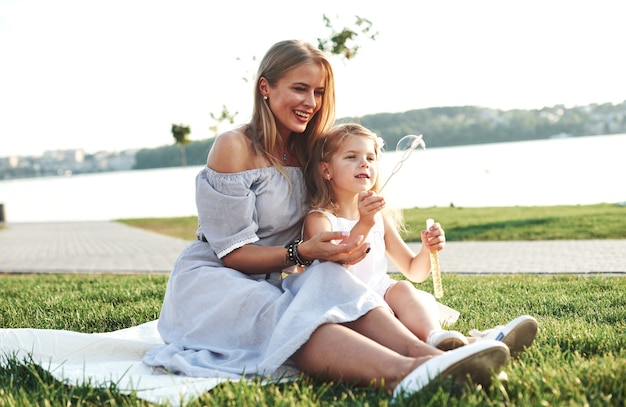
(207, 127), (256, 173)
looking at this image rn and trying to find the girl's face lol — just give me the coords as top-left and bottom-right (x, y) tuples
(323, 135), (378, 196)
(262, 63), (325, 139)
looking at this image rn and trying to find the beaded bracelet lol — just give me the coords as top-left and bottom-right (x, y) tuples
(285, 239), (313, 267)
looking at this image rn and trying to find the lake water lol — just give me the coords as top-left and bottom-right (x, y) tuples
(1, 133), (625, 223)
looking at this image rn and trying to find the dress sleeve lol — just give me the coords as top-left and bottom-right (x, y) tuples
(195, 167), (260, 258)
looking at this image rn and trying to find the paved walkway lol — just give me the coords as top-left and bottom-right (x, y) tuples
(1, 222), (625, 275)
(0, 222), (189, 274)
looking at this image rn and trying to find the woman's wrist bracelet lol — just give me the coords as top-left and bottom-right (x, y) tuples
(285, 240), (313, 267)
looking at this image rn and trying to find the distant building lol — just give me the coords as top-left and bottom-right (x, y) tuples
(0, 148), (137, 179)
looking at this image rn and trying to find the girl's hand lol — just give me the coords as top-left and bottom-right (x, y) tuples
(298, 231), (369, 266)
(357, 191), (386, 220)
(422, 221), (446, 252)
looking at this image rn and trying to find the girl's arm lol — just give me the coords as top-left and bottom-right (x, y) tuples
(343, 191), (384, 245)
(303, 211), (333, 241)
(321, 191), (383, 247)
(302, 191), (382, 254)
(299, 230), (367, 266)
(383, 215), (446, 283)
(300, 211), (369, 267)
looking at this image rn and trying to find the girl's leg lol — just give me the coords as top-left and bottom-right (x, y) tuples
(384, 280), (441, 341)
(341, 304), (440, 358)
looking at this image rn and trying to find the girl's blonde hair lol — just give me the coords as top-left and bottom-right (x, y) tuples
(306, 123), (384, 212)
(245, 40), (336, 174)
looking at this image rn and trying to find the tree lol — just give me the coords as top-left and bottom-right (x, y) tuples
(207, 15), (378, 133)
(171, 124), (191, 166)
(317, 14), (378, 61)
(209, 105), (238, 137)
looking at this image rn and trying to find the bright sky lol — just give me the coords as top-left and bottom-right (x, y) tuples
(1, 0), (624, 157)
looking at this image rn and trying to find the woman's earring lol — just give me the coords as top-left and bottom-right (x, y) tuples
(263, 96), (268, 101)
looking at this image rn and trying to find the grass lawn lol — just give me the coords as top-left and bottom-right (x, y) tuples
(1, 203), (625, 406)
(118, 203), (626, 242)
(1, 273), (624, 406)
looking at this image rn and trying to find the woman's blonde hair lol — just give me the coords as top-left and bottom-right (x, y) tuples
(306, 123), (384, 212)
(245, 40), (336, 173)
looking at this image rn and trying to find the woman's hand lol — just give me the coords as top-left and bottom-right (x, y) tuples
(298, 231), (369, 266)
(422, 221), (446, 252)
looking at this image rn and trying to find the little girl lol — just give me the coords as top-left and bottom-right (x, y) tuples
(302, 123), (468, 351)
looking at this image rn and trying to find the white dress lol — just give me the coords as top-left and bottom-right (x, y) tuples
(309, 210), (393, 297)
(143, 166), (388, 379)
(309, 209), (460, 325)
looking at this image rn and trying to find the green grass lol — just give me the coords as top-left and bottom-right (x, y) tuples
(401, 203), (626, 241)
(118, 203), (626, 242)
(0, 274), (164, 332)
(1, 273), (625, 406)
(118, 215), (199, 241)
(3, 204), (625, 405)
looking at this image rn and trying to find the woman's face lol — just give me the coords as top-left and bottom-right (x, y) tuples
(263, 63), (325, 139)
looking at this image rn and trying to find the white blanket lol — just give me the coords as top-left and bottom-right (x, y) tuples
(0, 304), (459, 405)
(0, 321), (240, 405)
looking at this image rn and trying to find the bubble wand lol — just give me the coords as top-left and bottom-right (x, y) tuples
(378, 134), (426, 192)
(426, 218), (444, 298)
(376, 134), (442, 298)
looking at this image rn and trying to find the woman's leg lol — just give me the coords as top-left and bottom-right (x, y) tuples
(292, 315), (511, 395)
(291, 321), (430, 391)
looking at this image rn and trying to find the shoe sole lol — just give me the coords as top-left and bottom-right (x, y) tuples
(500, 316), (538, 356)
(393, 340), (510, 399)
(438, 342), (510, 387)
(436, 337), (468, 351)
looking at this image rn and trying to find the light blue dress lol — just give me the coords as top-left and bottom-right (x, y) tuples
(143, 166), (387, 378)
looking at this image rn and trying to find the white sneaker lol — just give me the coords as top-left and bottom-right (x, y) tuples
(427, 329), (469, 351)
(469, 315), (538, 356)
(392, 339), (510, 400)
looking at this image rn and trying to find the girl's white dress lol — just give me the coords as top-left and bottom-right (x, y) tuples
(309, 209), (460, 324)
(143, 166), (388, 378)
(308, 210), (393, 297)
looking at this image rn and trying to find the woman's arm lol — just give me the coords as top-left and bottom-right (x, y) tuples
(222, 244), (295, 275)
(223, 231), (368, 274)
(204, 130), (369, 274)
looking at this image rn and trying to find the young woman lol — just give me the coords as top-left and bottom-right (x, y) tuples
(143, 40), (513, 399)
